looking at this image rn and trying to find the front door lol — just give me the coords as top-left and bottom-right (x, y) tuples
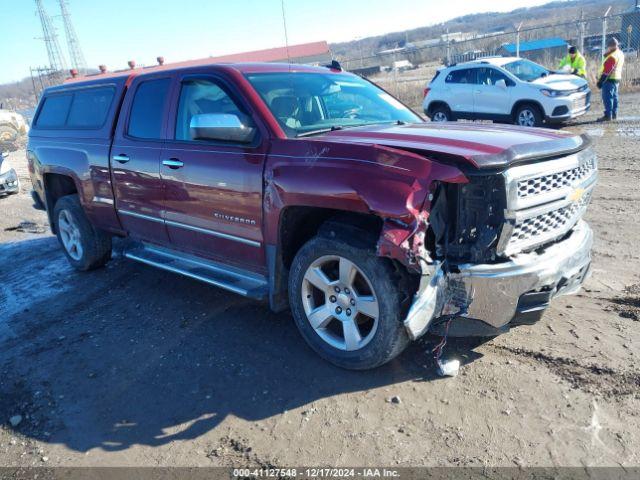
(161, 74), (267, 273)
(111, 75), (173, 245)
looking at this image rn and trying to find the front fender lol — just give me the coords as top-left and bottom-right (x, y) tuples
(264, 139), (467, 272)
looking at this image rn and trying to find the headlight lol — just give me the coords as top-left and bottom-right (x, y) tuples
(541, 89), (569, 97)
(0, 158), (13, 175)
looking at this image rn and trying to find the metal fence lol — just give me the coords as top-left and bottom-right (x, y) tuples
(338, 3), (640, 107)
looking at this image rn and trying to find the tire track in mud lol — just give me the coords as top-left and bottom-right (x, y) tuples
(490, 344), (640, 399)
(0, 238), (73, 338)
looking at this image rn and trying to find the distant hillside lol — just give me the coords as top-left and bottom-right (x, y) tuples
(330, 0), (633, 61)
(1, 0), (636, 110)
(0, 77), (37, 111)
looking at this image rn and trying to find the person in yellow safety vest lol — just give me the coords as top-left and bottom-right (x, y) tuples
(558, 46), (587, 77)
(597, 37), (625, 121)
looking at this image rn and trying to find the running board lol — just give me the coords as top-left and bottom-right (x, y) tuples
(123, 243), (269, 300)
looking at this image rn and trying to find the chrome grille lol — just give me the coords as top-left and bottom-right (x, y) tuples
(499, 147), (597, 257)
(517, 155), (596, 199)
(571, 94), (588, 111)
(507, 190), (592, 253)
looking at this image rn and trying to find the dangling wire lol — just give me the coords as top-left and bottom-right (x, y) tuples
(431, 316), (453, 362)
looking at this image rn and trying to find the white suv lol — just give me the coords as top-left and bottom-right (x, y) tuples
(423, 57), (591, 127)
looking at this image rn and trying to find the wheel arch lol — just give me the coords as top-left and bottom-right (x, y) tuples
(426, 100), (451, 118)
(267, 206), (385, 312)
(43, 172), (79, 234)
(511, 99), (546, 121)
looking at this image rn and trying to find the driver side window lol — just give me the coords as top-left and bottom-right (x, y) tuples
(477, 68), (513, 86)
(175, 80), (247, 141)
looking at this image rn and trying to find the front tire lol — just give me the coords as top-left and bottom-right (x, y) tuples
(53, 194), (112, 271)
(514, 104), (543, 127)
(288, 234), (410, 370)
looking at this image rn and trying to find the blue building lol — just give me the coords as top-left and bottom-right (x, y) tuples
(500, 37), (568, 62)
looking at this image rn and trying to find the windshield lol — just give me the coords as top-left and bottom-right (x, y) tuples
(245, 72), (422, 137)
(503, 59), (549, 82)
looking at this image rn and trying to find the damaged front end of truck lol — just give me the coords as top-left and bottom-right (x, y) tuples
(375, 139), (597, 340)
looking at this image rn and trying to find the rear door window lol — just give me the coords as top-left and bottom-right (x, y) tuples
(128, 78), (171, 139)
(445, 68), (477, 84)
(66, 87), (115, 128)
(35, 94), (73, 128)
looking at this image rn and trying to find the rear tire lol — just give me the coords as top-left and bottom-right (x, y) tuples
(514, 103), (543, 127)
(288, 233), (410, 370)
(53, 194), (112, 271)
(430, 105), (452, 122)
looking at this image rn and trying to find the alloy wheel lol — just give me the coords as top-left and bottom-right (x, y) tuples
(301, 255), (379, 351)
(58, 210), (83, 261)
(518, 109), (536, 127)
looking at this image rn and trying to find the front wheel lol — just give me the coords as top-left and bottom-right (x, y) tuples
(288, 234), (410, 370)
(514, 104), (543, 127)
(53, 194), (112, 271)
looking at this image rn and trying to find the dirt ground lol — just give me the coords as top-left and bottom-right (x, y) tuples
(1, 94), (639, 468)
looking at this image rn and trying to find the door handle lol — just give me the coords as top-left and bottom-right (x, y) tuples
(162, 158), (184, 169)
(113, 154), (130, 164)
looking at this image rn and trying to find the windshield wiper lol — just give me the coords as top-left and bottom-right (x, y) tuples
(296, 120), (407, 138)
(296, 126), (343, 138)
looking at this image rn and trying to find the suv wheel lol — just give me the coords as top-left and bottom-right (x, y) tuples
(289, 234), (410, 370)
(430, 105), (451, 122)
(53, 194), (112, 271)
(515, 104), (542, 127)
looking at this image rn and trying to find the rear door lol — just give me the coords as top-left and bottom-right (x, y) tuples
(160, 73), (268, 273)
(473, 67), (514, 117)
(111, 74), (173, 245)
(443, 67), (476, 117)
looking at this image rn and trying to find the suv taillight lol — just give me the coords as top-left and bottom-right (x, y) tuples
(423, 87), (431, 98)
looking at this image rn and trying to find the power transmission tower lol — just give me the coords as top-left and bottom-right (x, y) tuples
(58, 0), (87, 72)
(34, 0), (68, 72)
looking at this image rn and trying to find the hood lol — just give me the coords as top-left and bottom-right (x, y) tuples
(531, 73), (588, 91)
(316, 122), (589, 169)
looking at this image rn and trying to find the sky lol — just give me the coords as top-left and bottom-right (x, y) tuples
(0, 0), (553, 84)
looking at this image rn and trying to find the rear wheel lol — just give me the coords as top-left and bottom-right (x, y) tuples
(53, 194), (112, 271)
(289, 234), (410, 370)
(514, 104), (543, 127)
(430, 105), (451, 122)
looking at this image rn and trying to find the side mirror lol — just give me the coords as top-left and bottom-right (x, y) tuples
(189, 113), (256, 144)
(495, 79), (508, 89)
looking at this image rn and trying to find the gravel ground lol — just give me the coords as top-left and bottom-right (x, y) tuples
(0, 94), (639, 468)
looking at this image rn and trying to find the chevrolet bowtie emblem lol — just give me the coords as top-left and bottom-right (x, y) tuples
(568, 187), (586, 202)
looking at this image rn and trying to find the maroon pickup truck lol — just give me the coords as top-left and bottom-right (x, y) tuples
(27, 61), (596, 369)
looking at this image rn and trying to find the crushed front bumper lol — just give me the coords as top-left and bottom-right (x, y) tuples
(404, 221), (593, 339)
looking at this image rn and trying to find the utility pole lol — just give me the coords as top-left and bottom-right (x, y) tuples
(34, 0), (67, 73)
(515, 22), (523, 57)
(602, 6), (612, 57)
(579, 11), (585, 54)
(58, 0), (87, 72)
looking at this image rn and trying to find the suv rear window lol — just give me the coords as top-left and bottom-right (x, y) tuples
(35, 87), (115, 129)
(128, 78), (171, 139)
(445, 68), (476, 84)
